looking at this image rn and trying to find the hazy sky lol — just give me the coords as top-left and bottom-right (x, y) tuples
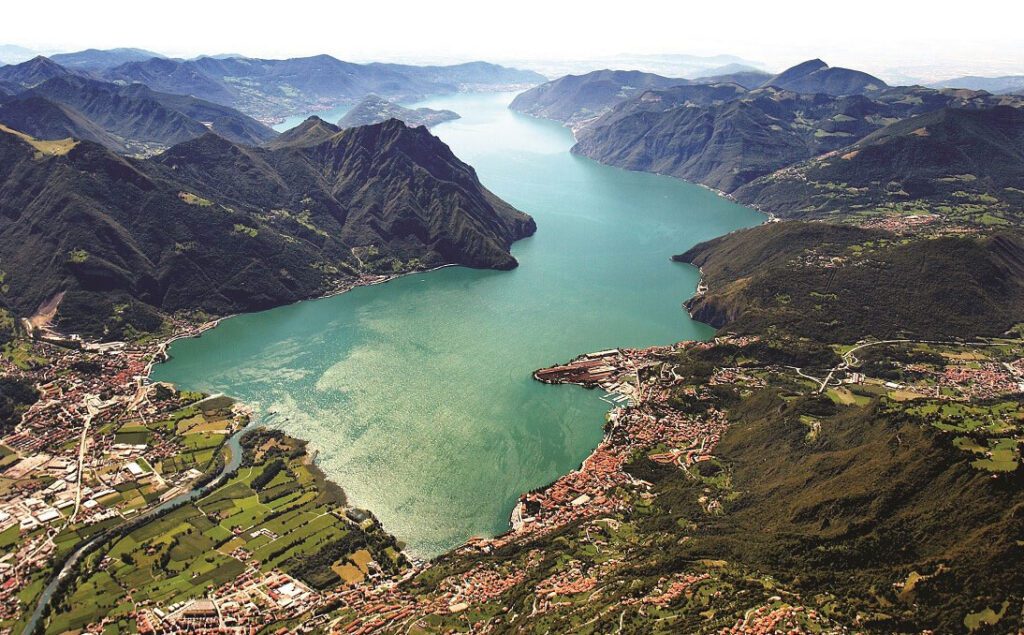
(3, 0), (1023, 80)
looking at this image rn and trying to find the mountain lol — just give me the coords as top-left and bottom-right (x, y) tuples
(263, 115), (341, 150)
(0, 55), (73, 88)
(692, 63), (765, 78)
(565, 67), (1024, 195)
(115, 81), (279, 146)
(760, 58), (886, 95)
(508, 69), (687, 126)
(0, 73), (277, 154)
(735, 106), (1024, 223)
(101, 55), (543, 122)
(368, 60), (545, 88)
(0, 120), (534, 338)
(0, 95), (126, 151)
(101, 56), (236, 104)
(929, 74), (1024, 94)
(572, 85), (898, 191)
(49, 48), (165, 71)
(337, 94), (459, 129)
(509, 53), (763, 81)
(692, 69), (772, 89)
(676, 221), (1024, 341)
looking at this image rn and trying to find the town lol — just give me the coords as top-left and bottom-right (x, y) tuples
(1, 307), (1022, 634)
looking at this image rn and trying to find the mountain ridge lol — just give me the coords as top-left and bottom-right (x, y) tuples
(100, 54), (544, 122)
(0, 119), (534, 338)
(0, 63), (279, 154)
(759, 58), (887, 95)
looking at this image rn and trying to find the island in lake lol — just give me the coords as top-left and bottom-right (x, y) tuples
(338, 94), (460, 129)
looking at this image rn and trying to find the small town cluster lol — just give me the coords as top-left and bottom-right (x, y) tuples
(1, 305), (1022, 634)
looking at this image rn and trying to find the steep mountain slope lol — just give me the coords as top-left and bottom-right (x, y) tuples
(675, 221), (1024, 341)
(49, 48), (165, 71)
(0, 56), (74, 88)
(567, 69), (1024, 195)
(760, 58), (886, 95)
(735, 106), (1024, 223)
(102, 56), (235, 104)
(572, 87), (892, 191)
(0, 74), (277, 154)
(102, 55), (542, 122)
(508, 69), (687, 126)
(0, 95), (126, 151)
(263, 115), (341, 150)
(337, 95), (459, 129)
(25, 75), (274, 148)
(117, 82), (278, 146)
(0, 121), (534, 337)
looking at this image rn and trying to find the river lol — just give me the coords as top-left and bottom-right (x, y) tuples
(151, 92), (763, 557)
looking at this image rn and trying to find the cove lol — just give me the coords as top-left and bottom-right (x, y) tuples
(151, 92), (764, 557)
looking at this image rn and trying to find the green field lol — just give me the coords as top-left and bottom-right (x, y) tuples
(44, 429), (406, 633)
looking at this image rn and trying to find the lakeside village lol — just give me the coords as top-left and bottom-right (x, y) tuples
(0, 301), (1022, 633)
(0, 314), (239, 624)
(332, 333), (1023, 634)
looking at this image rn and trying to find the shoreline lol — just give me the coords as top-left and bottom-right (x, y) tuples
(142, 261), (465, 566)
(509, 106), (779, 224)
(150, 264), (460, 365)
(144, 237), (750, 567)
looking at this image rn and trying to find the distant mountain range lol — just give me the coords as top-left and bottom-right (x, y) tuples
(573, 82), (1021, 194)
(0, 60), (277, 154)
(49, 48), (167, 71)
(500, 52), (764, 82)
(337, 94), (459, 129)
(0, 51), (544, 125)
(0, 120), (534, 337)
(509, 69), (687, 127)
(0, 56), (70, 89)
(95, 55), (544, 122)
(511, 60), (884, 131)
(928, 75), (1024, 95)
(512, 59), (1024, 224)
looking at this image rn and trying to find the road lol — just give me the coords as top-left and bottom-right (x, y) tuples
(789, 337), (1005, 394)
(20, 427), (248, 635)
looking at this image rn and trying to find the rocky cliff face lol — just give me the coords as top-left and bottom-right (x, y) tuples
(0, 119), (534, 338)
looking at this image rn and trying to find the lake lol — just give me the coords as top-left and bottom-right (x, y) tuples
(151, 92), (763, 557)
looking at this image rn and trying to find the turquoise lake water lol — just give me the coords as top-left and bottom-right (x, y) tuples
(152, 92), (763, 557)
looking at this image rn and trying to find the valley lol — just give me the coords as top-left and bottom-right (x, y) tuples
(0, 34), (1023, 635)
